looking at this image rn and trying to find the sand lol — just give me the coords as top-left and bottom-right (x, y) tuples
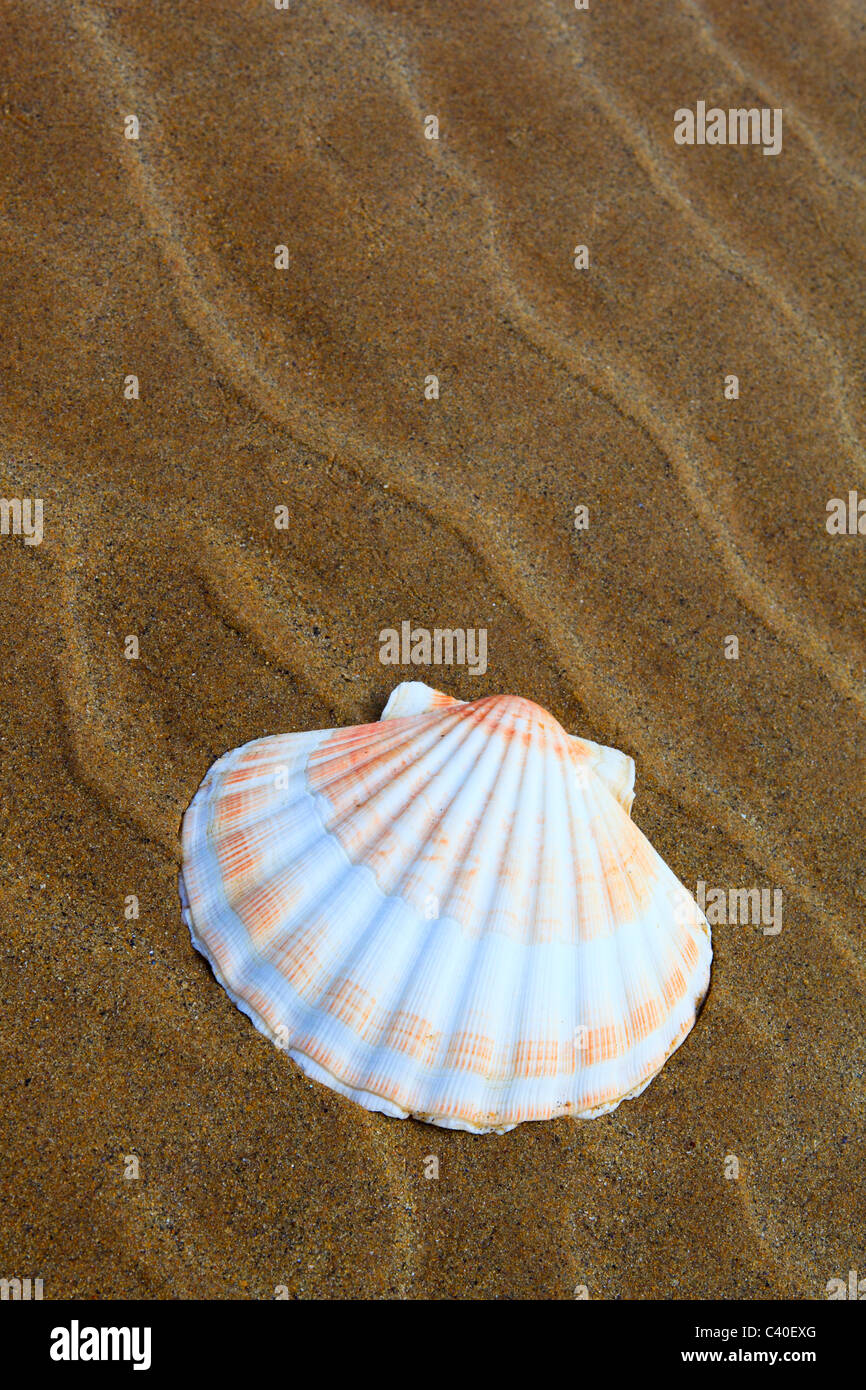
(1, 0), (864, 1298)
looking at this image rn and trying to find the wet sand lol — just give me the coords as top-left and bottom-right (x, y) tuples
(1, 0), (864, 1297)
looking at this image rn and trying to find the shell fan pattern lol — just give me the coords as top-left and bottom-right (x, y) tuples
(179, 682), (712, 1133)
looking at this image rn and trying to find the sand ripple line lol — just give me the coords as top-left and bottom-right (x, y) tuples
(180, 524), (366, 725)
(53, 508), (181, 859)
(731, 1157), (802, 1295)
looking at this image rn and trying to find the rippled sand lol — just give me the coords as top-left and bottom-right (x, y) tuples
(1, 0), (864, 1297)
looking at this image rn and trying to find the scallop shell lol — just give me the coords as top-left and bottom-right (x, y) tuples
(179, 682), (711, 1133)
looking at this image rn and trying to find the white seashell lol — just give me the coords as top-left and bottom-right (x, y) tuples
(179, 681), (712, 1133)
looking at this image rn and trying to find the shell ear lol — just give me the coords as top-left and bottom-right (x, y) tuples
(571, 734), (636, 816)
(380, 681), (463, 720)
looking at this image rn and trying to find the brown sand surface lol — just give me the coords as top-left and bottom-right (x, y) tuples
(1, 0), (864, 1298)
